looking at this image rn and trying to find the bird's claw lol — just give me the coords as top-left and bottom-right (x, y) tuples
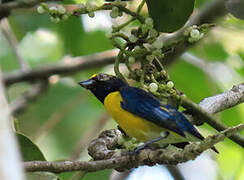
(134, 144), (148, 153)
(126, 144), (150, 155)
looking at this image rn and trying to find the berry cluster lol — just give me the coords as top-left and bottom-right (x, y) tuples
(37, 3), (68, 23)
(184, 25), (204, 43)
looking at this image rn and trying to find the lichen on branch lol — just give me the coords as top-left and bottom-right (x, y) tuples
(24, 123), (244, 173)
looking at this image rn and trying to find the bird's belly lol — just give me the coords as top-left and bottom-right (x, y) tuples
(104, 92), (187, 144)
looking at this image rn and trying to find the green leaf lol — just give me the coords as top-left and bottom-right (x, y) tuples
(169, 60), (215, 102)
(58, 169), (111, 180)
(145, 0), (195, 32)
(27, 172), (60, 180)
(8, 12), (53, 41)
(54, 16), (85, 56)
(55, 17), (113, 56)
(195, 0), (209, 8)
(203, 42), (229, 61)
(81, 169), (111, 180)
(16, 133), (46, 161)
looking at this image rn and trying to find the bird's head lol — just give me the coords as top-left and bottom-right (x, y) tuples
(78, 73), (127, 103)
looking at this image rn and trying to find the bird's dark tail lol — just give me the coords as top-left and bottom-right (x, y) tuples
(187, 126), (219, 154)
(211, 146), (219, 154)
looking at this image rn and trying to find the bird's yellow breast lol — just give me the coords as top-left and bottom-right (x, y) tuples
(104, 91), (164, 142)
(104, 91), (188, 144)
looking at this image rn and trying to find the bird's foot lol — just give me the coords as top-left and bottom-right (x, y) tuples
(134, 143), (150, 154)
(126, 144), (150, 156)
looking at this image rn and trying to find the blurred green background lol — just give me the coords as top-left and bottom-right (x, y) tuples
(1, 0), (244, 179)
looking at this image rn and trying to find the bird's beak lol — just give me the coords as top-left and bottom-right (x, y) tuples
(78, 79), (96, 89)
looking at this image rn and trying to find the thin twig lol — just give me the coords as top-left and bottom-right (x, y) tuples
(0, 18), (29, 71)
(0, 0), (61, 19)
(102, 3), (144, 22)
(181, 52), (208, 72)
(136, 0), (146, 14)
(114, 51), (126, 81)
(10, 82), (48, 115)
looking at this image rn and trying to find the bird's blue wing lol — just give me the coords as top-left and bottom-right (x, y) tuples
(120, 86), (204, 140)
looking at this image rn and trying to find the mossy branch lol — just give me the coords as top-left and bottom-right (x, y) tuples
(24, 123), (244, 173)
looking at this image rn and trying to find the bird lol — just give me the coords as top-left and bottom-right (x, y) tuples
(78, 73), (218, 153)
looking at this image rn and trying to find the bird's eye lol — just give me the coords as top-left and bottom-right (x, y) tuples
(97, 73), (110, 81)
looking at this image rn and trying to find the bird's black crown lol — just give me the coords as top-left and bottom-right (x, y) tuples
(79, 73), (127, 103)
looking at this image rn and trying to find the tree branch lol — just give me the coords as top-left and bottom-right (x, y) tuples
(3, 49), (118, 86)
(181, 96), (244, 148)
(0, 0), (61, 19)
(199, 83), (244, 114)
(24, 123), (244, 173)
(0, 67), (25, 180)
(180, 54), (244, 146)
